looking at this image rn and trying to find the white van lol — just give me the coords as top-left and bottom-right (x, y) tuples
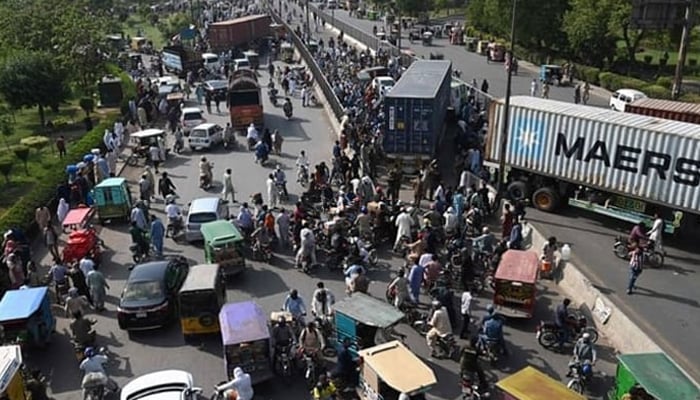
(180, 107), (206, 132)
(233, 58), (251, 71)
(185, 197), (230, 242)
(609, 89), (647, 112)
(189, 123), (223, 151)
(202, 53), (221, 73)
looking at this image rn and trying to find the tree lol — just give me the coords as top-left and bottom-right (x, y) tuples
(0, 113), (14, 150)
(609, 0), (646, 65)
(563, 0), (617, 67)
(80, 97), (96, 118)
(0, 52), (71, 127)
(12, 145), (30, 175)
(157, 12), (194, 38)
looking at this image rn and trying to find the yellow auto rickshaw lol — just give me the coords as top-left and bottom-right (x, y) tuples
(357, 341), (437, 400)
(495, 366), (587, 400)
(178, 264), (227, 341)
(280, 42), (294, 63)
(0, 345), (27, 400)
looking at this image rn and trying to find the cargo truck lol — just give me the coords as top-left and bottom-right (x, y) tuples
(228, 69), (263, 130)
(207, 14), (272, 52)
(162, 45), (202, 77)
(486, 96), (700, 234)
(382, 60), (452, 165)
(625, 98), (700, 125)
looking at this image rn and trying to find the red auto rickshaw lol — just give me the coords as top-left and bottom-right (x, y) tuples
(493, 250), (539, 318)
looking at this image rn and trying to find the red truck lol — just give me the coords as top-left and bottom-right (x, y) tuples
(207, 14), (272, 52)
(625, 98), (700, 124)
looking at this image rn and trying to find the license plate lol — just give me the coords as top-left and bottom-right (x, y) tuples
(136, 312), (147, 318)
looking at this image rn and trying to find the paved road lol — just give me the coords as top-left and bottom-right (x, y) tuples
(312, 6), (700, 381)
(25, 66), (614, 399)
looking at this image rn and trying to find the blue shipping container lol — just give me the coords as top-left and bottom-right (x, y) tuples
(383, 60), (452, 157)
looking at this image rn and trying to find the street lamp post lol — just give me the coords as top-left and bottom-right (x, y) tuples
(497, 0), (517, 197)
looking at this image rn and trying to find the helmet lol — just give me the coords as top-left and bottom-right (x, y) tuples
(482, 226), (490, 234)
(582, 332), (591, 341)
(200, 156), (207, 162)
(84, 347), (95, 358)
(360, 206), (367, 214)
(486, 304), (495, 314)
(581, 362), (593, 375)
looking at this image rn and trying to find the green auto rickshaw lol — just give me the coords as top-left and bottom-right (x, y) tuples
(92, 177), (133, 223)
(608, 353), (700, 400)
(200, 220), (246, 279)
(178, 263), (227, 341)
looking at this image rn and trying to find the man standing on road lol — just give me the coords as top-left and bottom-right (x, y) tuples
(647, 212), (665, 254)
(407, 255), (424, 304)
(150, 215), (165, 257)
(87, 269), (109, 312)
(554, 298), (571, 350)
(222, 168), (235, 203)
(266, 173), (278, 208)
(530, 78), (538, 97)
(627, 245), (644, 295)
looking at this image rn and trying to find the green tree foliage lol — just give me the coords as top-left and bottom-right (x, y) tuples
(0, 158), (13, 184)
(12, 145), (30, 175)
(0, 113), (14, 150)
(563, 0), (617, 67)
(157, 12), (195, 38)
(609, 0), (646, 63)
(80, 98), (96, 117)
(0, 52), (71, 127)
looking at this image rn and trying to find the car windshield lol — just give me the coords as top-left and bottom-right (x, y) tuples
(188, 212), (217, 224)
(190, 129), (208, 138)
(184, 112), (203, 121)
(123, 280), (163, 302)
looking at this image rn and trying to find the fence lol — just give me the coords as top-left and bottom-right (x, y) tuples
(268, 6), (345, 121)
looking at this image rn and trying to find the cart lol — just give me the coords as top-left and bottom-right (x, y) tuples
(608, 353), (700, 400)
(62, 206), (95, 231)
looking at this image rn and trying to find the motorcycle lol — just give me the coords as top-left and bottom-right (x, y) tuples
(247, 137), (257, 151)
(566, 360), (593, 394)
(274, 343), (294, 381)
(129, 242), (149, 264)
(223, 129), (236, 150)
(301, 350), (318, 389)
(275, 181), (288, 202)
(199, 172), (212, 189)
(166, 216), (183, 240)
(173, 136), (184, 154)
(81, 348), (114, 400)
(298, 250), (313, 273)
(297, 164), (309, 187)
(536, 312), (599, 349)
(461, 374), (490, 399)
(612, 236), (664, 268)
(268, 88), (279, 106)
(434, 333), (460, 360)
(252, 240), (273, 263)
(476, 337), (502, 365)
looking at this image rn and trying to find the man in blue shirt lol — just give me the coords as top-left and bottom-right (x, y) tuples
(407, 255), (424, 303)
(283, 289), (307, 325)
(334, 338), (358, 386)
(554, 298), (571, 349)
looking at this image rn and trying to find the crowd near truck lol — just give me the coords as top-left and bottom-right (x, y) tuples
(162, 45), (203, 76)
(382, 60), (452, 164)
(624, 97), (700, 124)
(228, 69), (263, 130)
(486, 96), (700, 234)
(207, 14), (272, 52)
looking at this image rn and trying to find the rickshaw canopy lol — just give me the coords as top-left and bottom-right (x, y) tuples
(179, 264), (221, 293)
(0, 287), (49, 322)
(131, 129), (166, 140)
(201, 220), (244, 247)
(496, 366), (587, 400)
(358, 341), (436, 394)
(95, 177), (127, 189)
(614, 353), (700, 400)
(219, 301), (269, 345)
(494, 250), (539, 284)
(0, 345), (22, 394)
(334, 293), (404, 328)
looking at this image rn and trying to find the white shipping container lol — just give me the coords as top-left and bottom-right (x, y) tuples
(486, 96), (700, 212)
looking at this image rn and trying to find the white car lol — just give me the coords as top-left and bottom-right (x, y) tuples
(120, 370), (201, 400)
(372, 76), (396, 97)
(189, 123), (223, 150)
(180, 107), (206, 132)
(609, 89), (647, 112)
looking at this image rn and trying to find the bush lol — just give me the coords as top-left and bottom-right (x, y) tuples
(642, 85), (672, 99)
(656, 76), (673, 89)
(52, 117), (71, 129)
(576, 65), (601, 85)
(12, 145), (30, 174)
(620, 77), (648, 91)
(598, 72), (619, 91)
(678, 93), (700, 103)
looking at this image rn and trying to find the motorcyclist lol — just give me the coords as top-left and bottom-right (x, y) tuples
(459, 337), (488, 390)
(299, 321), (325, 363)
(274, 165), (288, 198)
(355, 206), (372, 240)
(271, 316), (295, 365)
(246, 123), (259, 149)
(255, 140), (270, 164)
(333, 338), (359, 386)
(25, 369), (50, 400)
(473, 227), (497, 255)
(251, 224), (272, 253)
(296, 151), (310, 183)
(282, 289), (307, 326)
(312, 374), (337, 400)
(70, 311), (96, 346)
(198, 156), (213, 188)
(479, 310), (508, 356)
(79, 347), (118, 395)
(628, 221), (647, 245)
(283, 97), (293, 118)
(311, 281), (335, 318)
(570, 332), (597, 368)
(426, 300), (453, 357)
(215, 367), (254, 400)
(165, 195), (182, 229)
(296, 222), (316, 267)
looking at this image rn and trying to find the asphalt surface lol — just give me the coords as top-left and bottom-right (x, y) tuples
(311, 6), (700, 382)
(20, 61), (619, 399)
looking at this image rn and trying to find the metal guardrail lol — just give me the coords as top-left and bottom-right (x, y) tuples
(268, 6), (345, 121)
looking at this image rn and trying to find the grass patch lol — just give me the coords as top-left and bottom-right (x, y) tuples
(123, 14), (165, 49)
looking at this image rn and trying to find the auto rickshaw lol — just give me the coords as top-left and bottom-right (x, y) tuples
(492, 250), (539, 318)
(280, 42), (294, 63)
(357, 341), (437, 400)
(179, 264), (226, 340)
(487, 42), (506, 62)
(540, 64), (563, 86)
(219, 301), (274, 384)
(333, 293), (405, 354)
(0, 345), (27, 400)
(477, 40), (490, 55)
(495, 366), (587, 400)
(243, 51), (260, 69)
(93, 177), (133, 223)
(0, 287), (55, 348)
(129, 129), (167, 165)
(608, 353), (700, 400)
(201, 220), (246, 279)
(422, 31), (433, 46)
(465, 37), (478, 52)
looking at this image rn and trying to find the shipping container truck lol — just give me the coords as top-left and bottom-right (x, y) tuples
(228, 69), (263, 130)
(162, 45), (202, 77)
(625, 98), (700, 125)
(207, 14), (272, 52)
(486, 96), (700, 234)
(383, 60), (452, 165)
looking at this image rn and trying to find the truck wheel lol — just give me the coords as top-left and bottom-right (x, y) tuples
(506, 181), (529, 201)
(532, 187), (560, 212)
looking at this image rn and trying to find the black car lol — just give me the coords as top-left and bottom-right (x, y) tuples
(203, 80), (228, 99)
(118, 257), (189, 330)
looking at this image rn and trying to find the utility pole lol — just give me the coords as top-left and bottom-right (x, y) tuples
(305, 0), (310, 40)
(497, 0), (517, 196)
(672, 0), (695, 99)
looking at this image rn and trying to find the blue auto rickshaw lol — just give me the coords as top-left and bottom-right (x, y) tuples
(0, 287), (56, 348)
(333, 293), (405, 355)
(540, 64), (563, 86)
(92, 177), (133, 223)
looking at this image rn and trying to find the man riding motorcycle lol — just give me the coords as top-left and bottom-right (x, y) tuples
(246, 123), (259, 150)
(274, 165), (288, 198)
(478, 306), (508, 356)
(568, 332), (597, 374)
(296, 223), (316, 268)
(271, 316), (296, 368)
(283, 289), (307, 326)
(296, 150), (309, 183)
(198, 156), (213, 189)
(426, 300), (453, 357)
(165, 195), (182, 231)
(79, 347), (119, 396)
(255, 140), (270, 164)
(215, 367), (254, 400)
(299, 321), (325, 364)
